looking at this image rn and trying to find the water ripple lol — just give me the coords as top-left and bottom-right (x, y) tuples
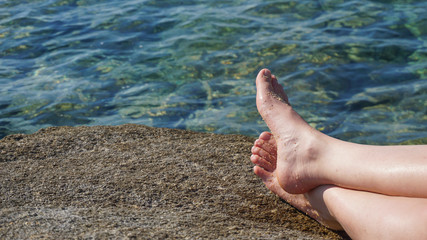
(0, 0), (426, 144)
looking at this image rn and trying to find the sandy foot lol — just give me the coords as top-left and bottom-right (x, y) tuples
(255, 69), (330, 194)
(251, 131), (342, 230)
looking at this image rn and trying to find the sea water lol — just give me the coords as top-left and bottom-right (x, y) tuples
(1, 0), (426, 144)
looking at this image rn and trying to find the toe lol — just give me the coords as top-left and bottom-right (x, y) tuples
(254, 165), (273, 180)
(259, 131), (272, 141)
(271, 75), (289, 104)
(250, 154), (274, 172)
(251, 146), (275, 164)
(257, 69), (272, 83)
(256, 69), (275, 101)
(254, 139), (277, 158)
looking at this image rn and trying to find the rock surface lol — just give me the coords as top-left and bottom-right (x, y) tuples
(0, 124), (347, 239)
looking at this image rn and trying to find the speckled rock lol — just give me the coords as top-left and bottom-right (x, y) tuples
(0, 124), (347, 239)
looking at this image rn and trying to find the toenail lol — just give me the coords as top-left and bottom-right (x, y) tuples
(263, 70), (271, 79)
(252, 146), (259, 154)
(260, 132), (271, 140)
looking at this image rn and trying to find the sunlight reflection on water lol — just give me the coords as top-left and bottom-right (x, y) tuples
(0, 0), (426, 144)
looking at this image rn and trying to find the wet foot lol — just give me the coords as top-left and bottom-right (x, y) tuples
(251, 132), (342, 230)
(255, 69), (328, 194)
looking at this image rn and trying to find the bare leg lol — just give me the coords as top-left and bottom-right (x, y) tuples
(323, 186), (427, 239)
(255, 68), (427, 197)
(251, 132), (427, 239)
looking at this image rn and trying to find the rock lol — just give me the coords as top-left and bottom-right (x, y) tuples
(0, 124), (346, 239)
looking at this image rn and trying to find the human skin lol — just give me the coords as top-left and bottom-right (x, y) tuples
(251, 131), (427, 239)
(250, 132), (343, 230)
(323, 185), (427, 239)
(254, 68), (427, 198)
(252, 68), (427, 238)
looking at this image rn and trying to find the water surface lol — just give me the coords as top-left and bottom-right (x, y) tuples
(1, 0), (426, 144)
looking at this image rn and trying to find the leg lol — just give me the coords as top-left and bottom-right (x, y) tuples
(251, 132), (427, 239)
(323, 186), (427, 239)
(255, 68), (427, 197)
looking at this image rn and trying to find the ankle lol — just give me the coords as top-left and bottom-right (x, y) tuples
(299, 128), (332, 186)
(276, 128), (325, 193)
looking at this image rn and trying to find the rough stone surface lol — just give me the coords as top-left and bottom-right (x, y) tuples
(0, 124), (348, 239)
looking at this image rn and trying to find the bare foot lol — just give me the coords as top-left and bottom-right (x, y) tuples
(251, 132), (342, 230)
(255, 69), (329, 194)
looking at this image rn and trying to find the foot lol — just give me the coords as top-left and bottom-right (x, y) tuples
(255, 69), (328, 194)
(251, 132), (342, 230)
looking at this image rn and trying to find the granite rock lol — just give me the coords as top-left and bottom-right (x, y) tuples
(0, 124), (347, 239)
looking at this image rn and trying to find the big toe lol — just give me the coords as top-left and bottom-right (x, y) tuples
(255, 69), (274, 104)
(256, 69), (293, 134)
(256, 69), (289, 108)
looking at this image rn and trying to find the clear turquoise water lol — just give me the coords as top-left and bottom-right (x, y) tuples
(1, 0), (426, 144)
